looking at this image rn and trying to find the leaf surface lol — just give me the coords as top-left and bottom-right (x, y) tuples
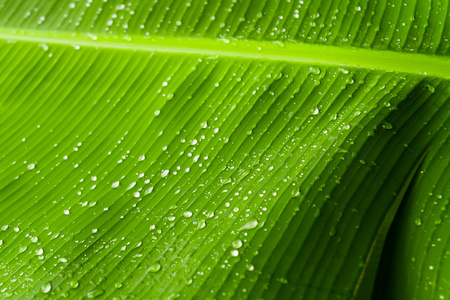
(0, 1), (449, 299)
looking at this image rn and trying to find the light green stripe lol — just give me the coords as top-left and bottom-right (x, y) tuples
(0, 28), (449, 79)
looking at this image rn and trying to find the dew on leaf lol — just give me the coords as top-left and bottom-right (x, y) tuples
(70, 280), (79, 288)
(240, 220), (258, 230)
(232, 240), (243, 248)
(41, 283), (51, 294)
(148, 263), (161, 273)
(87, 289), (104, 298)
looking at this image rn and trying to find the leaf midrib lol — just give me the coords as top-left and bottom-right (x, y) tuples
(1, 28), (450, 79)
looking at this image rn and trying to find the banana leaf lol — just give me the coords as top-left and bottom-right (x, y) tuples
(0, 0), (449, 299)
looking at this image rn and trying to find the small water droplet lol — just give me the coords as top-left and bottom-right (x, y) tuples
(329, 227), (336, 236)
(148, 263), (161, 273)
(382, 121), (393, 130)
(111, 181), (120, 188)
(41, 283), (52, 294)
(231, 250), (239, 257)
(197, 220), (206, 229)
(127, 182), (136, 190)
(309, 66), (321, 75)
(183, 211), (192, 218)
(240, 219), (258, 230)
(415, 218), (422, 226)
(87, 289), (104, 298)
(70, 281), (79, 288)
(232, 240), (242, 248)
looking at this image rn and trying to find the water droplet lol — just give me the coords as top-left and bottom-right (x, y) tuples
(197, 220), (206, 229)
(111, 181), (120, 188)
(70, 280), (79, 288)
(148, 263), (161, 273)
(39, 43), (48, 51)
(41, 283), (52, 294)
(161, 170), (169, 178)
(232, 240), (242, 248)
(415, 218), (422, 226)
(309, 66), (321, 75)
(231, 250), (239, 257)
(127, 182), (136, 190)
(139, 155), (146, 161)
(291, 188), (300, 197)
(240, 219), (258, 230)
(183, 211), (192, 218)
(27, 163), (35, 170)
(36, 248), (44, 256)
(382, 121), (393, 130)
(311, 107), (320, 115)
(329, 227), (336, 236)
(87, 289), (104, 298)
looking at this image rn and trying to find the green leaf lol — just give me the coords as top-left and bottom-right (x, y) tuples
(375, 137), (450, 299)
(0, 1), (449, 299)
